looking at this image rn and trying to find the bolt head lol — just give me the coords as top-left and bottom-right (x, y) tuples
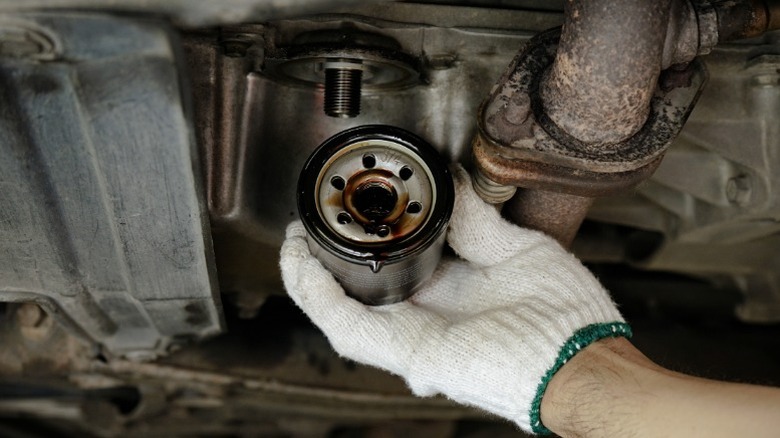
(726, 176), (752, 205)
(503, 93), (532, 125)
(16, 303), (46, 328)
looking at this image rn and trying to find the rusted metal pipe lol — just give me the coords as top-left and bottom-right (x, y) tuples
(476, 0), (780, 247)
(540, 0), (674, 146)
(714, 0), (780, 41)
(540, 0), (780, 148)
(503, 189), (593, 248)
(477, 0), (705, 246)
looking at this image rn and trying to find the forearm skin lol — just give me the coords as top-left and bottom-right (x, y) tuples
(541, 337), (780, 438)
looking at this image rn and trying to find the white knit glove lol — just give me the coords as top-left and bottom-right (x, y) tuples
(280, 165), (629, 435)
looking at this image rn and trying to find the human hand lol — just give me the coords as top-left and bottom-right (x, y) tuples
(280, 165), (630, 434)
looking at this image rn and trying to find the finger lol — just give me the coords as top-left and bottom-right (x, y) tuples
(280, 222), (367, 330)
(447, 164), (554, 267)
(279, 222), (428, 372)
(285, 220), (308, 240)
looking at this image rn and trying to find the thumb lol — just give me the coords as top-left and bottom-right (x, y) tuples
(447, 165), (553, 267)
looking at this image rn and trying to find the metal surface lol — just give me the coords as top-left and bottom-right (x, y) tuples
(3, 291), (780, 437)
(470, 0), (708, 246)
(299, 126), (453, 305)
(200, 4), (563, 316)
(0, 297), (492, 437)
(324, 61), (364, 118)
(469, 0), (780, 247)
(264, 29), (421, 119)
(713, 0), (780, 42)
(472, 168), (517, 204)
(541, 0), (698, 145)
(314, 141), (435, 244)
(196, 3), (780, 319)
(0, 13), (223, 356)
(504, 190), (593, 247)
(0, 0), (377, 27)
(0, 3), (779, 437)
(472, 126), (668, 197)
(474, 29), (708, 192)
(584, 31), (780, 322)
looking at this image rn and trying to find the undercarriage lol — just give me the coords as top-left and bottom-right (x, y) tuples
(1, 1), (779, 436)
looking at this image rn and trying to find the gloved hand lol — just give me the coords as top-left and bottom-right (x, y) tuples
(280, 165), (630, 435)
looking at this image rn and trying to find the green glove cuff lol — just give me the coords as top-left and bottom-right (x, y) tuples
(529, 322), (633, 435)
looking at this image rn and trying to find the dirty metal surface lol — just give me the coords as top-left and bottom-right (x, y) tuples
(193, 4), (564, 315)
(478, 29), (708, 181)
(0, 0), (374, 27)
(503, 189), (593, 247)
(472, 127), (665, 197)
(0, 13), (223, 356)
(586, 31), (780, 322)
(471, 0), (760, 245)
(541, 0), (696, 145)
(196, 4), (780, 323)
(0, 298), (488, 437)
(713, 0), (780, 42)
(0, 3), (779, 437)
(3, 292), (780, 437)
(0, 303), (89, 376)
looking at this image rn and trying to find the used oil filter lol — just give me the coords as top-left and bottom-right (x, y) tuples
(297, 125), (454, 305)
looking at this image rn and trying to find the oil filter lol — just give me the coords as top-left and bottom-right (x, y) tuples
(297, 125), (454, 305)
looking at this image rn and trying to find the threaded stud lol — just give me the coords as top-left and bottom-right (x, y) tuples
(472, 168), (517, 204)
(323, 60), (363, 118)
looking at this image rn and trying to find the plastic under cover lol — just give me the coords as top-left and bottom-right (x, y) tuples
(0, 13), (223, 357)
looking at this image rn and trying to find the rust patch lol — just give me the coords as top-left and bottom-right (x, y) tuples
(714, 0), (780, 41)
(503, 189), (594, 248)
(473, 28), (706, 196)
(472, 132), (664, 197)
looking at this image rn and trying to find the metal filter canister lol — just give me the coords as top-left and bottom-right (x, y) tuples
(297, 125), (454, 305)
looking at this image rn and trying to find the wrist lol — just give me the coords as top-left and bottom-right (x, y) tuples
(539, 337), (663, 437)
(527, 323), (632, 434)
(540, 336), (780, 438)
